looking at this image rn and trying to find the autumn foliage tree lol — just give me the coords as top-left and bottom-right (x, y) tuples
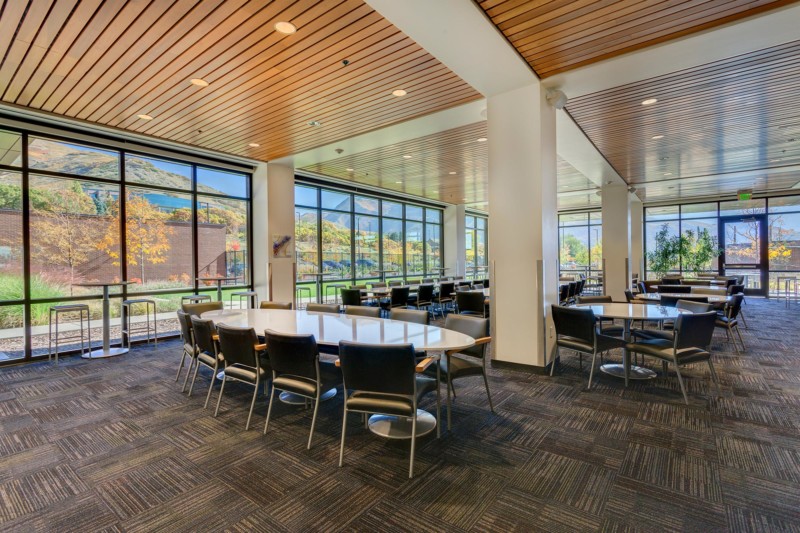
(100, 195), (172, 282)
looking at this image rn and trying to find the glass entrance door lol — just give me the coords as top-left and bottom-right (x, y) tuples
(720, 215), (768, 295)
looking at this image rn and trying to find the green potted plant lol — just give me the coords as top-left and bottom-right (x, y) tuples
(646, 224), (681, 279)
(681, 228), (721, 276)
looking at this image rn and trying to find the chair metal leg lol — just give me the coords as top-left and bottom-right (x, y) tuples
(182, 358), (195, 393)
(409, 404), (417, 479)
(338, 407), (348, 467)
(482, 370), (494, 412)
(446, 370), (452, 432)
(587, 351), (598, 389)
(214, 374), (226, 417)
(707, 359), (721, 394)
(673, 362), (689, 404)
(435, 361), (441, 439)
(175, 352), (187, 382)
(550, 346), (559, 376)
(735, 326), (746, 352)
(263, 386), (276, 434)
(188, 359), (201, 396)
(739, 310), (748, 329)
(245, 380), (259, 430)
(307, 391), (321, 449)
(729, 326), (741, 355)
(204, 364), (218, 409)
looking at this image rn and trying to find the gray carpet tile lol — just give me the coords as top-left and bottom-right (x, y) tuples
(0, 297), (799, 531)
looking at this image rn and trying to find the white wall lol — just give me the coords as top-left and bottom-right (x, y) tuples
(444, 204), (467, 277)
(266, 163), (296, 304)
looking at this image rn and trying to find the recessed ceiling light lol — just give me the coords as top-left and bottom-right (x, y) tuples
(477, 137), (487, 142)
(190, 78), (209, 87)
(651, 135), (664, 140)
(137, 114), (153, 120)
(641, 98), (658, 105)
(274, 21), (296, 34)
(403, 155), (412, 159)
(248, 143), (260, 148)
(449, 171), (456, 175)
(308, 120), (321, 127)
(392, 89), (407, 97)
(346, 168), (354, 172)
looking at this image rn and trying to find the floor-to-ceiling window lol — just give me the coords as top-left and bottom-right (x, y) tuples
(0, 125), (252, 364)
(465, 213), (488, 278)
(558, 211), (602, 279)
(294, 181), (444, 297)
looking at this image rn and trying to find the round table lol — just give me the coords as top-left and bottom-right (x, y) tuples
(202, 308), (475, 438)
(197, 276), (239, 301)
(574, 303), (689, 384)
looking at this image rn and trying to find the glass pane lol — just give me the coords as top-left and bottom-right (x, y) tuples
(559, 212), (588, 226)
(681, 219), (719, 275)
(405, 221), (423, 275)
(0, 171), (24, 300)
(295, 208), (318, 280)
(425, 209), (441, 224)
(354, 195), (378, 215)
(681, 202), (718, 219)
(354, 215), (379, 278)
(0, 304), (25, 361)
(382, 218), (403, 275)
(0, 129), (22, 166)
(644, 221), (680, 278)
(724, 220), (761, 265)
(425, 224), (441, 274)
(769, 213), (800, 271)
(197, 167), (248, 197)
(645, 205), (679, 221)
(589, 211), (602, 224)
(477, 217), (487, 230)
(125, 154), (192, 190)
(196, 195), (248, 284)
(476, 229), (487, 267)
(383, 200), (402, 218)
(126, 188), (194, 290)
(465, 216), (475, 229)
(720, 198), (766, 217)
(769, 195), (800, 213)
(725, 268), (760, 290)
(29, 175), (120, 297)
(589, 227), (602, 272)
(29, 138), (120, 180)
(560, 226), (589, 274)
(321, 190), (351, 211)
(321, 211), (351, 278)
(406, 205), (423, 221)
(295, 185), (318, 207)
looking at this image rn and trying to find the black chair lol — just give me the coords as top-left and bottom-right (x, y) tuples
(558, 284), (569, 305)
(260, 301), (292, 309)
(728, 284), (748, 327)
(550, 305), (627, 388)
(340, 288), (364, 308)
(661, 277), (682, 285)
(472, 283), (484, 290)
(457, 280), (472, 290)
(306, 303), (340, 314)
(575, 295), (623, 337)
(626, 311), (719, 404)
(660, 295), (708, 307)
(566, 282), (577, 304)
(435, 282), (455, 315)
(176, 310), (197, 391)
(390, 308), (429, 325)
(657, 285), (692, 293)
(412, 284), (436, 317)
(345, 306), (381, 318)
(434, 315), (493, 429)
(188, 316), (223, 409)
(637, 281), (648, 294)
(381, 286), (410, 313)
(182, 301), (223, 316)
(632, 300), (713, 341)
(337, 341), (439, 478)
(263, 330), (341, 449)
(456, 290), (487, 318)
(716, 294), (745, 354)
(215, 324), (268, 430)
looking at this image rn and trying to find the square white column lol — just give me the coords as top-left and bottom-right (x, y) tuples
(601, 184), (631, 300)
(444, 204), (467, 278)
(266, 163), (296, 304)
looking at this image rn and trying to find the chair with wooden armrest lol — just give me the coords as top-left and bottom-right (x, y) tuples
(214, 324), (269, 430)
(345, 306), (381, 318)
(306, 303), (340, 314)
(188, 316), (223, 410)
(260, 301), (293, 309)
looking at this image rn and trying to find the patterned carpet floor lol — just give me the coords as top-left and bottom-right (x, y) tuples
(0, 297), (798, 532)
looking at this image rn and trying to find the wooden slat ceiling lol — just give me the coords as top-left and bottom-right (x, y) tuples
(0, 0), (481, 161)
(566, 40), (800, 203)
(476, 0), (796, 78)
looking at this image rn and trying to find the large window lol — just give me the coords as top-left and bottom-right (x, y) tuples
(465, 213), (488, 278)
(0, 125), (252, 364)
(294, 183), (444, 288)
(558, 211), (602, 279)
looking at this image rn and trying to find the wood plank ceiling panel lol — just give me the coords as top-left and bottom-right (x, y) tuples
(476, 0), (797, 77)
(565, 40), (800, 203)
(0, 0), (481, 161)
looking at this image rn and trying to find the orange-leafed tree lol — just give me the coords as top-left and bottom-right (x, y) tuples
(100, 195), (172, 283)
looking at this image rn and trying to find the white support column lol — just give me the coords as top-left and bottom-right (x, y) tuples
(629, 197), (644, 284)
(266, 163), (296, 304)
(602, 184), (631, 300)
(488, 82), (558, 369)
(252, 163), (269, 303)
(444, 204), (467, 278)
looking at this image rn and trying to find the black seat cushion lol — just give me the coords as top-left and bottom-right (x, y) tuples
(557, 333), (626, 354)
(626, 338), (710, 364)
(273, 375), (317, 397)
(434, 354), (483, 380)
(346, 375), (436, 416)
(224, 364), (267, 383)
(198, 351), (223, 367)
(631, 328), (674, 341)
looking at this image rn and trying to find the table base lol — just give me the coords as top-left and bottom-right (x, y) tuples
(368, 409), (436, 439)
(82, 347), (129, 359)
(279, 389), (337, 405)
(600, 363), (657, 380)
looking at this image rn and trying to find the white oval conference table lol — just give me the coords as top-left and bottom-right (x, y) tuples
(574, 303), (689, 385)
(202, 308), (475, 439)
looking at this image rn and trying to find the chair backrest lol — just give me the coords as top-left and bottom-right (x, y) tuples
(691, 287), (726, 296)
(624, 290), (634, 302)
(390, 286), (410, 306)
(338, 341), (416, 396)
(659, 295), (682, 307)
(458, 281), (472, 288)
(416, 284), (434, 302)
(370, 282), (386, 288)
(576, 295), (612, 304)
(566, 282), (577, 298)
(559, 284), (569, 302)
(482, 279), (490, 288)
(350, 284), (367, 290)
(443, 314), (489, 359)
(658, 285), (691, 293)
(551, 305), (596, 345)
(388, 280), (403, 287)
(182, 301), (224, 316)
(216, 324), (259, 368)
(190, 316), (217, 356)
(674, 311), (717, 350)
(675, 300), (713, 313)
(726, 293), (744, 319)
(422, 278), (434, 284)
(728, 284), (745, 295)
(306, 303), (339, 314)
(340, 288), (363, 307)
(390, 308), (429, 325)
(682, 279), (710, 286)
(177, 310), (193, 345)
(265, 330), (318, 380)
(439, 282), (455, 299)
(456, 290), (485, 316)
(345, 306), (381, 318)
(637, 281), (648, 294)
(472, 283), (484, 290)
(661, 276), (682, 284)
(577, 279), (585, 294)
(260, 301), (292, 310)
